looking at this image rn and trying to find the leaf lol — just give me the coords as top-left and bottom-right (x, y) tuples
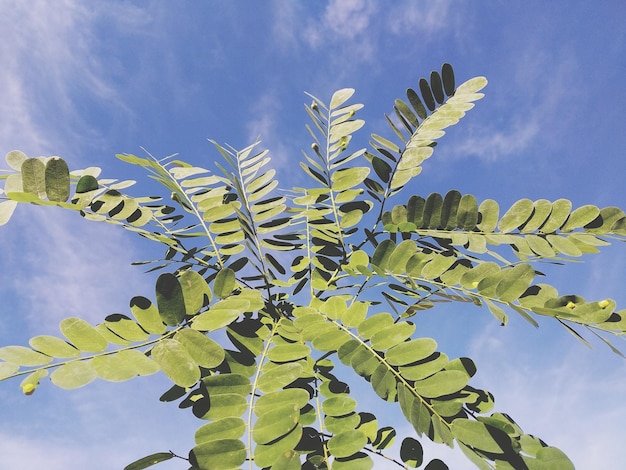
(93, 349), (159, 382)
(0, 346), (51, 366)
(371, 239), (396, 271)
(104, 314), (150, 342)
(195, 418), (246, 444)
(21, 158), (46, 198)
(123, 452), (174, 470)
(328, 430), (368, 458)
(413, 370), (469, 398)
(331, 167), (370, 191)
(179, 269), (212, 314)
(441, 63), (455, 96)
(257, 362), (304, 392)
(76, 174), (99, 193)
(0, 200), (18, 226)
(155, 273), (186, 326)
(130, 296), (166, 335)
(330, 88), (356, 109)
(192, 297), (250, 331)
(254, 425), (302, 468)
(60, 317), (107, 352)
(531, 446), (575, 469)
(5, 149), (27, 170)
(400, 437), (424, 467)
(151, 338), (199, 387)
(252, 404), (299, 445)
(45, 157), (70, 202)
(214, 267), (236, 299)
(29, 335), (80, 358)
(254, 388), (310, 417)
(190, 439), (246, 470)
(323, 396), (357, 417)
(174, 328), (225, 368)
(50, 361), (97, 389)
(451, 418), (506, 454)
(495, 264), (535, 302)
(498, 199), (533, 233)
(267, 343), (311, 363)
(385, 338), (438, 366)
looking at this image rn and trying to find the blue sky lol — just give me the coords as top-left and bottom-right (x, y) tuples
(0, 1), (625, 469)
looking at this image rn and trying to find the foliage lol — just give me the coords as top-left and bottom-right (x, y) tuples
(1, 64), (625, 469)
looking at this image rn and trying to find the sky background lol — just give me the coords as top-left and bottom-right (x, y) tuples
(0, 1), (625, 469)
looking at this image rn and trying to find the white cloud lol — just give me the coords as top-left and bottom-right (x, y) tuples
(0, 0), (149, 158)
(386, 0), (452, 36)
(0, 206), (152, 334)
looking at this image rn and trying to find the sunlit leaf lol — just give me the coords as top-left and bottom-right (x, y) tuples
(151, 338), (199, 387)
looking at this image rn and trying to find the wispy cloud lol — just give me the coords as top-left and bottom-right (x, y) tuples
(1, 207), (152, 335)
(385, 0), (452, 37)
(0, 0), (149, 158)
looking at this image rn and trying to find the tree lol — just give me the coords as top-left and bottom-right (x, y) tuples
(0, 64), (624, 470)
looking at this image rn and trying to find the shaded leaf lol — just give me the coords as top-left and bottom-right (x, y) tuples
(123, 452), (174, 470)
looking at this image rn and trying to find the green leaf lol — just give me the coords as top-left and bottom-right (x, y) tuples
(495, 264), (535, 302)
(371, 239), (396, 271)
(21, 158), (46, 198)
(328, 430), (368, 458)
(28, 335), (80, 359)
(155, 273), (186, 326)
(195, 418), (246, 444)
(413, 370), (469, 398)
(370, 321), (415, 350)
(93, 349), (159, 382)
(267, 343), (311, 363)
(385, 338), (438, 366)
(254, 425), (302, 468)
(541, 199), (572, 233)
(60, 317), (107, 352)
(45, 157), (70, 202)
(498, 198), (533, 233)
(130, 296), (166, 335)
(330, 88), (355, 109)
(174, 328), (225, 368)
(0, 362), (19, 380)
(530, 446), (575, 469)
(253, 404), (299, 444)
(151, 338), (199, 388)
(192, 297), (250, 331)
(190, 439), (246, 470)
(477, 199), (499, 232)
(50, 361), (97, 389)
(451, 418), (505, 454)
(400, 437), (423, 467)
(179, 269), (212, 314)
(76, 174), (99, 193)
(0, 346), (52, 366)
(331, 167), (370, 191)
(124, 452), (174, 470)
(214, 268), (236, 299)
(257, 362), (304, 392)
(441, 63), (455, 95)
(254, 388), (310, 417)
(457, 194), (479, 230)
(104, 314), (150, 342)
(323, 396), (357, 417)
